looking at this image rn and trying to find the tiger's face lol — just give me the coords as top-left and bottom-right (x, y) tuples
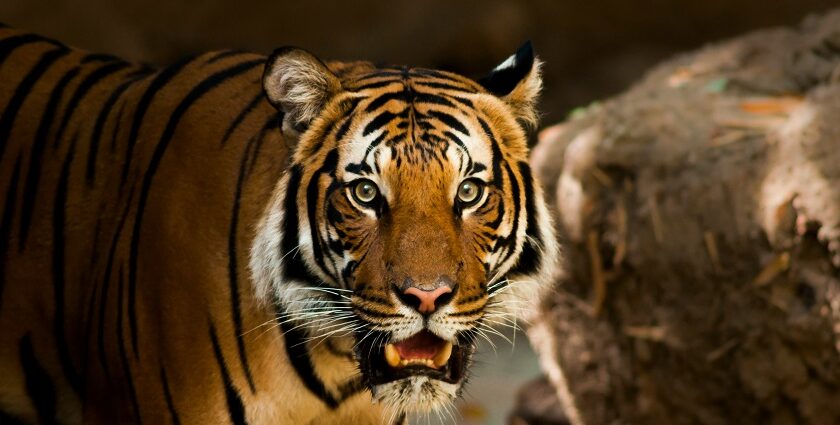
(251, 43), (559, 415)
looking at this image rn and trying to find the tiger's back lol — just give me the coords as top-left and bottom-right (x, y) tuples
(0, 26), (378, 424)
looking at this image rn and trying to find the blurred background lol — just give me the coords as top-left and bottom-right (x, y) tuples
(2, 1), (836, 423)
(2, 0), (837, 125)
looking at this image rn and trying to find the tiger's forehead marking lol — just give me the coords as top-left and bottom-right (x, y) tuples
(338, 67), (495, 183)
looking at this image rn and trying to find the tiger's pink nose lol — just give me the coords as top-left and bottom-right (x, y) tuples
(402, 286), (453, 314)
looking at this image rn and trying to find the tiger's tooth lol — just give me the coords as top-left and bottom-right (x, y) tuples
(433, 342), (453, 368)
(384, 344), (402, 368)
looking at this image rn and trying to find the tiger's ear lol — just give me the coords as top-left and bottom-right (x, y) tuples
(263, 47), (342, 140)
(478, 41), (542, 131)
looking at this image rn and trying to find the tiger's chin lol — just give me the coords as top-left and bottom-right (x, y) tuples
(355, 330), (474, 414)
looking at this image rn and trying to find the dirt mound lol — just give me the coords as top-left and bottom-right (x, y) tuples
(523, 9), (840, 424)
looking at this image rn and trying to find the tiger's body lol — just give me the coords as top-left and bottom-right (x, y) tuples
(0, 24), (559, 424)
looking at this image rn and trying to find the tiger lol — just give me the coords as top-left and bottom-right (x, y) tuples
(0, 22), (560, 425)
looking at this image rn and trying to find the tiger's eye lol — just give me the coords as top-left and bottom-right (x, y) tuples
(457, 180), (482, 205)
(353, 180), (379, 204)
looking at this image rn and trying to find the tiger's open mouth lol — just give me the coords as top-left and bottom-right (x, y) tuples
(356, 330), (472, 386)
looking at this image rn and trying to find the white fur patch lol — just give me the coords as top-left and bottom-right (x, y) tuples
(373, 377), (459, 417)
(249, 176), (289, 304)
(493, 53), (518, 72)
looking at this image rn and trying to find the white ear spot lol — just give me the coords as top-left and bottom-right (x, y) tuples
(478, 42), (543, 130)
(493, 53), (518, 72)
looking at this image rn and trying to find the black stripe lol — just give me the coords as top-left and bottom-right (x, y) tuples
(449, 95), (474, 108)
(81, 217), (103, 374)
(410, 68), (460, 80)
(449, 305), (485, 317)
(116, 266), (142, 424)
(279, 166), (327, 285)
(303, 97), (360, 158)
(0, 155), (22, 311)
(362, 110), (400, 136)
(0, 33), (59, 68)
(362, 131), (388, 164)
(97, 190), (135, 381)
(364, 90), (408, 112)
(121, 55), (196, 186)
(207, 49), (248, 64)
(160, 367), (182, 425)
(221, 92), (264, 145)
(354, 306), (403, 319)
(109, 101), (128, 152)
(277, 309), (339, 408)
(306, 149), (340, 281)
(0, 46), (69, 164)
(353, 79), (400, 91)
(443, 130), (471, 157)
(507, 162), (541, 276)
(484, 196), (505, 232)
(52, 60), (131, 149)
(470, 162), (486, 174)
(82, 52), (124, 64)
(354, 69), (403, 79)
(477, 117), (503, 187)
(86, 72), (146, 185)
(18, 66), (81, 250)
(320, 180), (346, 275)
(226, 131), (260, 394)
(413, 92), (456, 108)
(335, 376), (365, 402)
(127, 59), (263, 359)
(489, 159), (523, 275)
(339, 259), (357, 286)
(333, 116), (354, 143)
(52, 140), (83, 395)
(209, 323), (249, 425)
(455, 293), (484, 306)
(427, 110), (470, 136)
(413, 81), (476, 92)
(19, 333), (57, 425)
(245, 114), (281, 177)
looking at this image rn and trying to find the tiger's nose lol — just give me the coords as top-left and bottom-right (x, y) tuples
(402, 286), (453, 314)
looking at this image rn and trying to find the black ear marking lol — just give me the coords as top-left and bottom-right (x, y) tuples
(478, 41), (535, 97)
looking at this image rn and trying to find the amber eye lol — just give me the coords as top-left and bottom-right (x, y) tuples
(457, 179), (483, 207)
(352, 179), (379, 205)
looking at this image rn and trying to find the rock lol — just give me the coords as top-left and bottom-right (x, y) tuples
(526, 9), (840, 425)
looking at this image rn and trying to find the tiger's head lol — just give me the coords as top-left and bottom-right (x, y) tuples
(250, 43), (559, 415)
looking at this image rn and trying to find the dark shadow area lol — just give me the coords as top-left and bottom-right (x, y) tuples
(2, 0), (836, 123)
